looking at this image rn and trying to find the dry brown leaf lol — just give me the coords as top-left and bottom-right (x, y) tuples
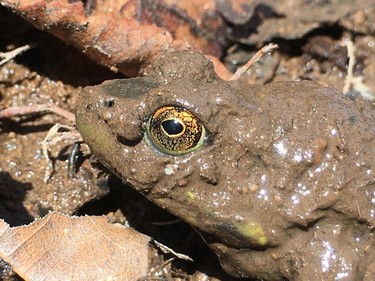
(0, 0), (181, 76)
(0, 0), (226, 76)
(0, 212), (150, 281)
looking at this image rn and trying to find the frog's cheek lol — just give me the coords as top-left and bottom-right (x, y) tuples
(197, 154), (218, 184)
(77, 118), (163, 188)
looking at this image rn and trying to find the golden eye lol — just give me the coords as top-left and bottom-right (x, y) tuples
(145, 105), (206, 155)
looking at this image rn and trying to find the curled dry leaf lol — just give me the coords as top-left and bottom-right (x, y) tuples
(0, 0), (179, 76)
(0, 212), (150, 281)
(0, 0), (225, 76)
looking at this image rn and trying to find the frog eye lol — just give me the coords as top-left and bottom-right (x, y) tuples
(145, 105), (206, 155)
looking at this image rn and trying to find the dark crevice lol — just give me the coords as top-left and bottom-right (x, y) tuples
(116, 135), (143, 147)
(225, 23), (345, 58)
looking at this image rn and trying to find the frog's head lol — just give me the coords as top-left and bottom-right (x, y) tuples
(76, 51), (309, 249)
(76, 50), (375, 280)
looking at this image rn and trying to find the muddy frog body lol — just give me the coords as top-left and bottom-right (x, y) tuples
(76, 51), (375, 280)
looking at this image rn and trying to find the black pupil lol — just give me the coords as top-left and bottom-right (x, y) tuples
(162, 119), (183, 135)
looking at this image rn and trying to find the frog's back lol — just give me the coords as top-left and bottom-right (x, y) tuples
(246, 81), (375, 227)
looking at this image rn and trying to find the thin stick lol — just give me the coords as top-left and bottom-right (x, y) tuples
(342, 39), (355, 95)
(342, 39), (374, 100)
(229, 43), (279, 81)
(0, 44), (33, 66)
(0, 104), (76, 123)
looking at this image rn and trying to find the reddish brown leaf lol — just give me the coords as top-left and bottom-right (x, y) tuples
(0, 0), (226, 76)
(137, 0), (224, 57)
(0, 0), (180, 76)
(0, 213), (150, 281)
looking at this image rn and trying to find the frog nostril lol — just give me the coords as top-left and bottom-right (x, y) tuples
(105, 99), (115, 108)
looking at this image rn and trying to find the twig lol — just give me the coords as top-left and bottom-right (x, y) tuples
(0, 44), (34, 66)
(342, 39), (374, 100)
(342, 39), (355, 95)
(0, 104), (76, 123)
(152, 240), (193, 261)
(229, 43), (279, 81)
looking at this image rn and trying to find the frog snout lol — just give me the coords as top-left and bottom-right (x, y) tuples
(88, 96), (144, 143)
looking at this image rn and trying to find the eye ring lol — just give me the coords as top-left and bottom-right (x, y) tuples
(145, 105), (206, 155)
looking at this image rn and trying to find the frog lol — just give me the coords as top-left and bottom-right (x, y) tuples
(75, 50), (375, 280)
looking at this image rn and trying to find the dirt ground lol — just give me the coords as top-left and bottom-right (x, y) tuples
(0, 1), (374, 280)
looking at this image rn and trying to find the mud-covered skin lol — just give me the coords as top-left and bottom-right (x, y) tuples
(76, 51), (375, 280)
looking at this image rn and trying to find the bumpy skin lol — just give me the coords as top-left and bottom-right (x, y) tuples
(76, 51), (375, 280)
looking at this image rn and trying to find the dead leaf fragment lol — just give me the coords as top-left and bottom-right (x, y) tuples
(0, 0), (182, 76)
(0, 0), (226, 76)
(0, 212), (150, 281)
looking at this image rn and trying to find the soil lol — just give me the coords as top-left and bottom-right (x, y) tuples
(0, 3), (374, 281)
